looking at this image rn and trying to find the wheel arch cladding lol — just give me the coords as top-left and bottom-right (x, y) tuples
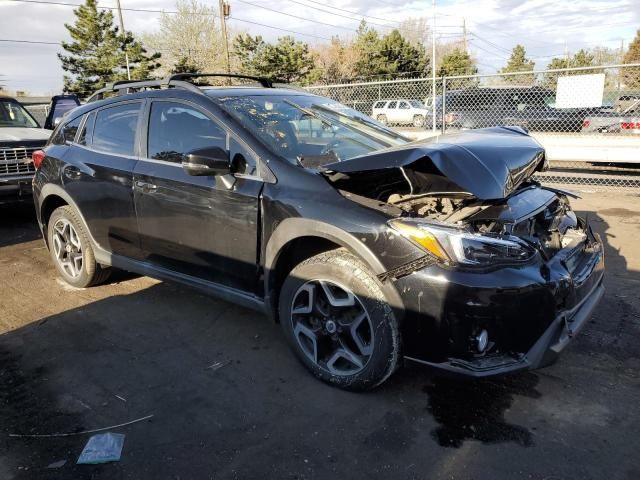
(39, 185), (95, 251)
(264, 218), (405, 323)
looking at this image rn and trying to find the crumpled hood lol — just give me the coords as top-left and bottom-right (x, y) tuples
(324, 126), (547, 200)
(0, 127), (51, 143)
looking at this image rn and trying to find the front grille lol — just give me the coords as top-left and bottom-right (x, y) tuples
(0, 147), (38, 177)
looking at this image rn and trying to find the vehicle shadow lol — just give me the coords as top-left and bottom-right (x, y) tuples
(0, 200), (42, 248)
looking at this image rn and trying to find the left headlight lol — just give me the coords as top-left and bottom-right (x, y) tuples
(389, 219), (535, 267)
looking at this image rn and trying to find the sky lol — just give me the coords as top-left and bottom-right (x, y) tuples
(0, 0), (638, 95)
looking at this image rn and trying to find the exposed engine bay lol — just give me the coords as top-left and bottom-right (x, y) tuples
(330, 169), (587, 262)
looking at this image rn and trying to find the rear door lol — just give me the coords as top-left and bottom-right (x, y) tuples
(386, 101), (399, 122)
(60, 100), (143, 258)
(45, 95), (81, 130)
(133, 98), (263, 293)
(397, 101), (411, 123)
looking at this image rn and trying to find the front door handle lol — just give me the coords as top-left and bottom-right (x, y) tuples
(135, 180), (157, 193)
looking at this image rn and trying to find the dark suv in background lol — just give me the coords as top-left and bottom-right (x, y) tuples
(32, 74), (604, 390)
(444, 86), (588, 133)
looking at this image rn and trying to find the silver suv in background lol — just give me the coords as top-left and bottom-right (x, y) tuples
(372, 99), (430, 127)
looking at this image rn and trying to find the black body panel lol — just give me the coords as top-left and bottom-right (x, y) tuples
(32, 85), (605, 378)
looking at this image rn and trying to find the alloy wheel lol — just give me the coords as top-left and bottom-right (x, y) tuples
(290, 279), (375, 376)
(51, 218), (83, 278)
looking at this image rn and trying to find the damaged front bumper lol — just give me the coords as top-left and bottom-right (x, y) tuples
(393, 231), (605, 378)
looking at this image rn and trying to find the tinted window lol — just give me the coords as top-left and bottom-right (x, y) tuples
(148, 102), (226, 163)
(387, 101), (397, 109)
(0, 99), (38, 128)
(93, 102), (141, 156)
(63, 116), (82, 143)
(373, 101), (385, 109)
(51, 98), (79, 122)
(78, 112), (96, 146)
(50, 115), (82, 145)
(399, 101), (410, 109)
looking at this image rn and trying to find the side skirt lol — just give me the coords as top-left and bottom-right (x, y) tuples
(94, 248), (268, 315)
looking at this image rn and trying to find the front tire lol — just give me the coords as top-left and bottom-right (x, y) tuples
(413, 114), (425, 127)
(47, 206), (111, 288)
(279, 249), (400, 391)
(376, 114), (388, 126)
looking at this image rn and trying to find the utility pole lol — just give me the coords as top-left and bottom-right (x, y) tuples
(463, 18), (467, 52)
(219, 0), (231, 75)
(431, 0), (437, 133)
(115, 0), (131, 80)
(618, 38), (624, 92)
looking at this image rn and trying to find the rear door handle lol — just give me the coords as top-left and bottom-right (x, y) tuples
(135, 180), (157, 193)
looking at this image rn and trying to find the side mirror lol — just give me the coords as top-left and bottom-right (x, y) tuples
(182, 147), (230, 176)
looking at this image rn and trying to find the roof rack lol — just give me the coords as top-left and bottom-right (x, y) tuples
(167, 73), (275, 88)
(86, 72), (277, 102)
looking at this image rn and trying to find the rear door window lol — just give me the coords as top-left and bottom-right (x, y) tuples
(92, 102), (142, 156)
(399, 101), (410, 109)
(387, 101), (397, 109)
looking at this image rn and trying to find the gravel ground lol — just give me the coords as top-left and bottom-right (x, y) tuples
(0, 191), (639, 480)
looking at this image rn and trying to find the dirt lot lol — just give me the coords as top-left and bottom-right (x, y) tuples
(1, 191), (639, 480)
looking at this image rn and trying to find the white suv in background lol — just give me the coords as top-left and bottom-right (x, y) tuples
(372, 99), (430, 127)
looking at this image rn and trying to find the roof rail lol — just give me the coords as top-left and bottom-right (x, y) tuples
(86, 72), (280, 102)
(166, 73), (276, 88)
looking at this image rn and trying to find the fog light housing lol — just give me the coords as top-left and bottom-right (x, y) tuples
(476, 329), (489, 353)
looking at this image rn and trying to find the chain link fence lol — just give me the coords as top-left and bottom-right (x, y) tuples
(307, 64), (640, 192)
(23, 104), (50, 127)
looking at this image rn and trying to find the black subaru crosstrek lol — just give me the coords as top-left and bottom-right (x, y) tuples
(32, 74), (605, 390)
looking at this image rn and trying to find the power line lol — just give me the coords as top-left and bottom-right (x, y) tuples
(3, 0), (217, 15)
(0, 39), (60, 45)
(286, 0), (405, 26)
(227, 16), (332, 41)
(233, 0), (356, 33)
(283, 0), (400, 29)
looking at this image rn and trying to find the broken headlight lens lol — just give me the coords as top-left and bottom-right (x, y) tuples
(389, 219), (535, 266)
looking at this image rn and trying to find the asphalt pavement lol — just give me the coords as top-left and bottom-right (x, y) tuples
(0, 192), (639, 480)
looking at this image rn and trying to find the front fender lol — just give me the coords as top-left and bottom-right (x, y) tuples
(264, 217), (405, 321)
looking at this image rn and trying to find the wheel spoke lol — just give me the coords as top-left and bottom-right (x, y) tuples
(71, 253), (83, 275)
(349, 311), (373, 356)
(68, 226), (82, 250)
(319, 280), (355, 307)
(52, 234), (64, 260)
(293, 322), (318, 363)
(326, 344), (364, 375)
(291, 283), (315, 315)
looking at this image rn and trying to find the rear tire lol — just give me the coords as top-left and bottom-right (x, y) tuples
(279, 249), (400, 391)
(47, 206), (111, 288)
(376, 114), (388, 126)
(413, 114), (425, 127)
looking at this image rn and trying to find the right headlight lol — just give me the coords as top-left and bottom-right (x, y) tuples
(389, 219), (535, 267)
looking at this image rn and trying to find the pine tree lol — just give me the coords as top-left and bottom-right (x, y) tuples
(437, 48), (477, 77)
(233, 35), (314, 84)
(622, 30), (640, 88)
(171, 56), (201, 74)
(58, 0), (159, 97)
(500, 45), (535, 83)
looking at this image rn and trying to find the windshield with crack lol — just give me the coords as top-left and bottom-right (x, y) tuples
(0, 99), (39, 128)
(213, 94), (409, 167)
